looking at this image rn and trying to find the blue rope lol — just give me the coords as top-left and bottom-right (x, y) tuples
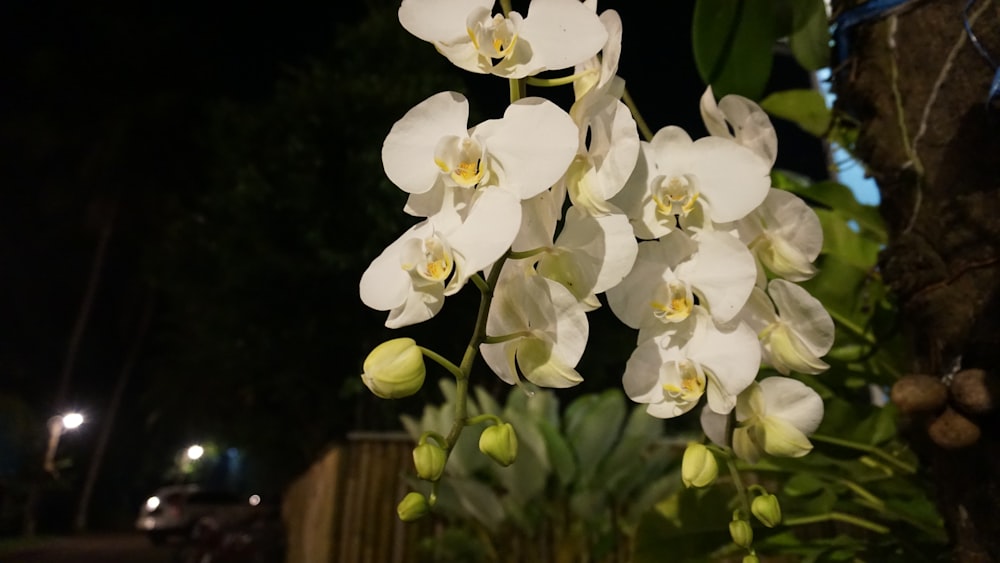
(834, 0), (998, 107)
(832, 0), (916, 66)
(962, 0), (1000, 106)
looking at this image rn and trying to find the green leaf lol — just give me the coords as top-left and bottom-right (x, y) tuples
(537, 419), (577, 487)
(784, 473), (826, 497)
(492, 431), (548, 504)
(760, 89), (832, 136)
(564, 390), (626, 485)
(439, 477), (505, 531)
(692, 0), (777, 99)
(852, 403), (899, 446)
(815, 208), (882, 270)
(788, 0), (831, 71)
(474, 387), (503, 416)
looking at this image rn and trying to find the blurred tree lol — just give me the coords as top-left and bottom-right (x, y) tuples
(144, 0), (468, 485)
(831, 1), (1000, 560)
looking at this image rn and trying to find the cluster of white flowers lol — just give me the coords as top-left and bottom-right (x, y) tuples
(360, 0), (835, 462)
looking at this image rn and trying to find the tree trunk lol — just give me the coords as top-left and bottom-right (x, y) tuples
(73, 294), (155, 532)
(831, 1), (1000, 561)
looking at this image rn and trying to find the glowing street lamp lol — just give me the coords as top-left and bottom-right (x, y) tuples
(43, 412), (85, 475)
(186, 444), (204, 461)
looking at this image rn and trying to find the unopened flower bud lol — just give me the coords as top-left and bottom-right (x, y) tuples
(681, 443), (718, 488)
(729, 518), (753, 548)
(396, 492), (429, 522)
(361, 338), (426, 399)
(751, 493), (782, 527)
(413, 442), (447, 481)
(479, 423), (517, 467)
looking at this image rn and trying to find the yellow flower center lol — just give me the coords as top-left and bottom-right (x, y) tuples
(650, 280), (694, 323)
(467, 12), (519, 60)
(652, 175), (699, 219)
(662, 360), (706, 403)
(434, 136), (487, 188)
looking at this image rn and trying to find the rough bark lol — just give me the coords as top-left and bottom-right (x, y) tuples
(832, 1), (1000, 561)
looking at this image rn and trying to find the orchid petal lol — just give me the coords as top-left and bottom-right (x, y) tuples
(758, 377), (824, 436)
(382, 92), (470, 195)
(479, 97), (579, 199)
(398, 0), (493, 44)
(518, 0), (607, 71)
(447, 186), (522, 294)
(359, 222), (434, 311)
(768, 279), (835, 358)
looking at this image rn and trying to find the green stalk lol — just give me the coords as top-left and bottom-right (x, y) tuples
(784, 512), (889, 534)
(810, 433), (916, 475)
(444, 251), (510, 449)
(526, 73), (593, 87)
(483, 331), (533, 344)
(419, 347), (464, 380)
(622, 87), (654, 142)
(725, 456), (752, 518)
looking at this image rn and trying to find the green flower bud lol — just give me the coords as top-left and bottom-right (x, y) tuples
(361, 338), (426, 399)
(413, 442), (447, 481)
(729, 518), (753, 549)
(743, 554), (760, 563)
(396, 492), (429, 522)
(751, 493), (782, 528)
(681, 443), (718, 488)
(479, 422), (518, 467)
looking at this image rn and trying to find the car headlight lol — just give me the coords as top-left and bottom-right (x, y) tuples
(145, 496), (161, 511)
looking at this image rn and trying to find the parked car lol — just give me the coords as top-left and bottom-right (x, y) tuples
(136, 484), (262, 545)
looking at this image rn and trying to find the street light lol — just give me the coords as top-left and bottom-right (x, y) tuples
(186, 444), (204, 461)
(43, 412), (85, 475)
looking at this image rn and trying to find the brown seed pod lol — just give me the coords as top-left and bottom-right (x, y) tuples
(950, 368), (995, 415)
(927, 407), (981, 449)
(891, 374), (948, 414)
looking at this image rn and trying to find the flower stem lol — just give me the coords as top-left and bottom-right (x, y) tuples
(622, 87), (654, 142)
(444, 252), (510, 450)
(838, 478), (886, 508)
(471, 273), (489, 293)
(725, 456), (752, 518)
(483, 331), (532, 344)
(810, 433), (916, 475)
(466, 414), (503, 427)
(828, 307), (877, 346)
(526, 72), (593, 87)
(418, 347), (464, 380)
(783, 512), (889, 534)
(509, 78), (525, 103)
(419, 431), (448, 448)
(509, 247), (549, 260)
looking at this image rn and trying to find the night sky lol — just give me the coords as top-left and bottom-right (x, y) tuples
(0, 0), (827, 532)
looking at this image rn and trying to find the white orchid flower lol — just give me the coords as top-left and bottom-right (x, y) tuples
(740, 280), (835, 375)
(360, 187), (521, 328)
(699, 86), (778, 167)
(622, 310), (760, 418)
(572, 8), (623, 102)
(382, 91), (579, 220)
(737, 189), (822, 282)
(606, 229), (757, 333)
(732, 377), (824, 463)
(563, 96), (639, 216)
(480, 263), (588, 388)
(398, 0), (607, 79)
(511, 185), (565, 253)
(535, 205), (638, 310)
(611, 126), (771, 239)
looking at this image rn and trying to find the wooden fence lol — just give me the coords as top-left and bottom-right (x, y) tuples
(282, 432), (429, 563)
